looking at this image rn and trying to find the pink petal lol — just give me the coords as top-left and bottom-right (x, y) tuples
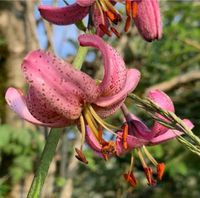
(22, 50), (99, 120)
(116, 132), (148, 156)
(127, 119), (154, 140)
(39, 3), (89, 25)
(147, 89), (174, 112)
(93, 98), (125, 118)
(85, 126), (102, 153)
(150, 119), (194, 145)
(78, 34), (127, 96)
(148, 89), (175, 135)
(77, 0), (95, 6)
(5, 88), (69, 127)
(95, 69), (140, 107)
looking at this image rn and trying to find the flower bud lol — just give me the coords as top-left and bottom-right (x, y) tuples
(133, 0), (162, 42)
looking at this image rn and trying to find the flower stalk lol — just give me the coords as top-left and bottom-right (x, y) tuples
(27, 128), (62, 198)
(128, 93), (200, 156)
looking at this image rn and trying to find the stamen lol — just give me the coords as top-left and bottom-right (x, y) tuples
(124, 172), (137, 187)
(137, 148), (147, 168)
(157, 163), (165, 181)
(137, 148), (156, 185)
(142, 146), (158, 166)
(144, 167), (156, 186)
(125, 0), (131, 17)
(75, 148), (88, 164)
(122, 123), (128, 149)
(111, 27), (121, 38)
(83, 108), (99, 139)
(105, 10), (117, 24)
(96, 0), (105, 25)
(88, 106), (119, 133)
(79, 114), (86, 149)
(124, 16), (131, 33)
(99, 24), (112, 37)
(101, 141), (116, 160)
(131, 1), (138, 18)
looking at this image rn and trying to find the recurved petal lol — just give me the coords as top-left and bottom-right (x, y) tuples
(116, 132), (148, 156)
(150, 119), (194, 145)
(5, 88), (69, 127)
(23, 50), (99, 103)
(39, 3), (89, 25)
(22, 50), (99, 119)
(78, 34), (127, 96)
(95, 69), (140, 107)
(77, 0), (95, 6)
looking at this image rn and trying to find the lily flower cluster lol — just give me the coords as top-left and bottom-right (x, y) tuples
(39, 0), (162, 41)
(5, 0), (194, 189)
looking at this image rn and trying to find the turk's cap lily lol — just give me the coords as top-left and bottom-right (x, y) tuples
(133, 0), (162, 41)
(116, 90), (194, 155)
(5, 34), (140, 127)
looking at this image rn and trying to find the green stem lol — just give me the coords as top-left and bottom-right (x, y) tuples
(27, 128), (62, 198)
(73, 46), (88, 70)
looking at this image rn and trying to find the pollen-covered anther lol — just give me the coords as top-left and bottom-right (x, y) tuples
(124, 171), (137, 187)
(122, 123), (128, 149)
(124, 16), (131, 33)
(144, 167), (156, 186)
(111, 27), (121, 38)
(99, 24), (112, 37)
(131, 1), (138, 18)
(125, 0), (131, 17)
(101, 141), (116, 160)
(157, 163), (165, 180)
(75, 147), (88, 164)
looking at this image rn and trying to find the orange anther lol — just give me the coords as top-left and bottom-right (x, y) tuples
(131, 1), (138, 18)
(122, 123), (128, 149)
(75, 148), (88, 164)
(111, 27), (121, 38)
(157, 163), (165, 180)
(144, 167), (156, 186)
(105, 10), (116, 22)
(101, 141), (116, 160)
(99, 24), (112, 37)
(124, 16), (131, 33)
(125, 0), (131, 17)
(124, 171), (137, 187)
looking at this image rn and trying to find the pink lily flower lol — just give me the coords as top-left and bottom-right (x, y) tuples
(84, 90), (194, 186)
(115, 90), (194, 186)
(5, 34), (140, 128)
(116, 90), (194, 155)
(38, 0), (162, 41)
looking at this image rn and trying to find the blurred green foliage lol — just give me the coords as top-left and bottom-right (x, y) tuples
(0, 125), (43, 196)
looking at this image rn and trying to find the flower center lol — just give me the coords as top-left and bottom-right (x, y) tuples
(76, 104), (120, 162)
(95, 0), (139, 37)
